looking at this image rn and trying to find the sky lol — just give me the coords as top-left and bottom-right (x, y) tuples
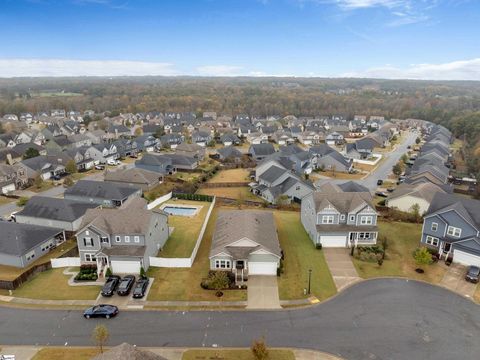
(0, 0), (479, 79)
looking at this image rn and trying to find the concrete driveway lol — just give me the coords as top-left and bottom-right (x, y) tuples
(323, 248), (361, 291)
(247, 275), (281, 309)
(440, 264), (476, 299)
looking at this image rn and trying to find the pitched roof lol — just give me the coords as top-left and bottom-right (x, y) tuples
(258, 165), (288, 183)
(0, 222), (62, 256)
(249, 143), (275, 156)
(427, 192), (480, 228)
(388, 182), (446, 203)
(65, 180), (140, 201)
(210, 210), (281, 258)
(16, 197), (98, 222)
(104, 168), (161, 186)
(311, 191), (374, 213)
(91, 343), (167, 360)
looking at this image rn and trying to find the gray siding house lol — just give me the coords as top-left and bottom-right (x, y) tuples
(421, 193), (480, 267)
(0, 222), (64, 268)
(209, 210), (282, 281)
(76, 198), (169, 275)
(64, 180), (142, 207)
(301, 189), (378, 247)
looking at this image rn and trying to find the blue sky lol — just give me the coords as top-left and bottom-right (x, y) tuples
(0, 0), (479, 79)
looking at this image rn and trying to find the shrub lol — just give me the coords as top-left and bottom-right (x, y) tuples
(140, 267), (146, 278)
(251, 337), (269, 360)
(16, 196), (29, 207)
(200, 271), (233, 290)
(315, 243), (323, 250)
(105, 268), (112, 277)
(413, 247), (433, 270)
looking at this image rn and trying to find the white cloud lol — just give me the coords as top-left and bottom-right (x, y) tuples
(333, 0), (407, 9)
(0, 59), (178, 77)
(196, 65), (245, 76)
(341, 58), (480, 80)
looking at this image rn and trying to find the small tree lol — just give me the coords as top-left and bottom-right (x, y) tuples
(140, 266), (146, 278)
(415, 137), (421, 144)
(251, 336), (269, 360)
(410, 203), (421, 223)
(413, 247), (433, 272)
(207, 139), (216, 147)
(16, 196), (29, 207)
(65, 160), (77, 174)
(134, 127), (143, 136)
(392, 162), (404, 176)
(92, 324), (109, 354)
(401, 154), (409, 164)
(63, 176), (74, 187)
(34, 176), (43, 189)
(380, 235), (388, 260)
(23, 147), (40, 160)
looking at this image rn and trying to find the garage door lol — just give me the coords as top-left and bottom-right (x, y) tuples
(111, 260), (141, 274)
(249, 262), (277, 275)
(453, 250), (480, 267)
(320, 235), (347, 248)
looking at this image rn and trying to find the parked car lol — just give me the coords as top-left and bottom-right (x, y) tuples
(377, 179), (383, 186)
(117, 275), (135, 296)
(129, 153), (138, 158)
(465, 266), (480, 284)
(95, 164), (105, 170)
(52, 174), (61, 181)
(107, 159), (120, 166)
(132, 277), (149, 299)
(101, 275), (121, 297)
(83, 304), (119, 319)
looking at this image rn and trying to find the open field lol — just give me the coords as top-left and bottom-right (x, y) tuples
(158, 200), (212, 258)
(197, 186), (260, 201)
(207, 168), (250, 183)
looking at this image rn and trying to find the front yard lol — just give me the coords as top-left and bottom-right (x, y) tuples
(147, 207), (247, 302)
(158, 200), (212, 258)
(275, 211), (337, 301)
(32, 347), (99, 360)
(207, 168), (250, 183)
(196, 186), (260, 202)
(182, 349), (295, 360)
(352, 220), (447, 284)
(10, 268), (101, 300)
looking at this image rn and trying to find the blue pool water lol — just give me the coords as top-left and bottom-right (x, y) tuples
(163, 206), (197, 216)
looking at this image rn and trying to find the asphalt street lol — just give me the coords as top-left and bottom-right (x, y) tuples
(0, 279), (478, 360)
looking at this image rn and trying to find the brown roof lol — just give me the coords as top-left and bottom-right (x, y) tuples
(388, 182), (446, 203)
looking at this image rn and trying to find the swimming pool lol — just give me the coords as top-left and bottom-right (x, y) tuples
(162, 206), (199, 216)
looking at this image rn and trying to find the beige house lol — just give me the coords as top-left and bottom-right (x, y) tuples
(386, 182), (447, 214)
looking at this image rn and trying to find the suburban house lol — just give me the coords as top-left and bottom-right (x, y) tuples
(248, 143), (275, 161)
(386, 182), (448, 214)
(0, 163), (28, 193)
(310, 144), (352, 173)
(421, 192), (480, 266)
(83, 143), (119, 164)
(175, 142), (206, 161)
(160, 133), (184, 149)
(216, 146), (243, 162)
(301, 189), (378, 247)
(64, 180), (142, 207)
(21, 155), (66, 180)
(220, 133), (240, 146)
(191, 130), (212, 146)
(0, 222), (64, 268)
(104, 167), (162, 191)
(76, 198), (169, 274)
(136, 153), (176, 175)
(133, 134), (159, 152)
(209, 210), (282, 280)
(15, 196), (98, 232)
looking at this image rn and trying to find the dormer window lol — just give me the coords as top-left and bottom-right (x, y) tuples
(340, 215), (345, 221)
(322, 215), (334, 224)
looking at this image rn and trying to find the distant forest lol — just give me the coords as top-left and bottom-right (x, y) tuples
(1, 76), (480, 177)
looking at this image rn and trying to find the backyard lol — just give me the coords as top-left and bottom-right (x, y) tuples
(147, 207), (247, 302)
(158, 199), (212, 258)
(275, 211), (337, 301)
(196, 186), (260, 202)
(207, 168), (250, 183)
(352, 220), (447, 284)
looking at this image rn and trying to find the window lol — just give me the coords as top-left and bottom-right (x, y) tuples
(83, 237), (93, 247)
(214, 260), (231, 269)
(26, 250), (35, 261)
(84, 253), (97, 262)
(431, 223), (438, 232)
(125, 236), (130, 243)
(340, 214), (345, 221)
(101, 237), (109, 244)
(295, 185), (301, 191)
(350, 215), (355, 221)
(425, 236), (439, 246)
(358, 233), (371, 240)
(85, 231), (89, 236)
(360, 216), (373, 225)
(134, 236), (140, 243)
(322, 215), (334, 224)
(115, 236), (121, 243)
(447, 226), (461, 238)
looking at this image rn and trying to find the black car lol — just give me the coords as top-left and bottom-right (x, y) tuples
(101, 275), (121, 297)
(465, 266), (480, 284)
(83, 304), (118, 319)
(132, 277), (149, 299)
(377, 179), (383, 186)
(117, 275), (135, 296)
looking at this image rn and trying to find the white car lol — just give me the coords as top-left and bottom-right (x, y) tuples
(107, 159), (120, 166)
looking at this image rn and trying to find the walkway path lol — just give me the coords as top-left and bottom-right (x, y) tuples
(323, 248), (361, 291)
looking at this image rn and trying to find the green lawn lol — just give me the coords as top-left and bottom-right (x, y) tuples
(197, 186), (260, 202)
(275, 211), (337, 301)
(159, 200), (212, 258)
(182, 349), (295, 360)
(352, 220), (446, 284)
(12, 268), (101, 300)
(147, 207), (247, 302)
(32, 348), (99, 360)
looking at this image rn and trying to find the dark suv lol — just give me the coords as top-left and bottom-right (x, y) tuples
(465, 266), (480, 284)
(117, 275), (136, 296)
(101, 275), (121, 297)
(132, 277), (149, 299)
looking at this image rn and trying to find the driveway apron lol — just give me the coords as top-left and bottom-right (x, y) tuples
(247, 275), (281, 309)
(323, 248), (361, 291)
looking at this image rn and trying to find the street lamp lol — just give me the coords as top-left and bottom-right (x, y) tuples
(307, 269), (312, 295)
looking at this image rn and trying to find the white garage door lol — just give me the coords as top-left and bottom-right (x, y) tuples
(320, 235), (347, 248)
(111, 260), (141, 274)
(453, 250), (480, 267)
(248, 262), (277, 275)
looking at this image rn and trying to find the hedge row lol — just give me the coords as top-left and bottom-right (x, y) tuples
(173, 193), (214, 202)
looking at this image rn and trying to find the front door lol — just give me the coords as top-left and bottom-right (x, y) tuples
(444, 243), (451, 254)
(236, 260), (245, 270)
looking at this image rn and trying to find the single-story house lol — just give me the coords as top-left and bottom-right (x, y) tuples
(104, 168), (162, 191)
(64, 180), (142, 207)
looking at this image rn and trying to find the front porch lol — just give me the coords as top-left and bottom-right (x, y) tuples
(349, 231), (378, 247)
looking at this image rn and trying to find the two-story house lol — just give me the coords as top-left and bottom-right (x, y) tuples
(421, 192), (480, 266)
(301, 189), (378, 247)
(76, 198), (169, 275)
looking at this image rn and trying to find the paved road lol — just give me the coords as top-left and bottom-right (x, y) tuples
(0, 279), (478, 360)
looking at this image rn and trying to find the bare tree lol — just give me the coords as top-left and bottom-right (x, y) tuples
(92, 324), (109, 354)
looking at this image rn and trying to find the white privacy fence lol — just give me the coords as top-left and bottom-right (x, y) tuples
(353, 154), (382, 166)
(147, 192), (173, 210)
(149, 197), (216, 268)
(51, 257), (80, 268)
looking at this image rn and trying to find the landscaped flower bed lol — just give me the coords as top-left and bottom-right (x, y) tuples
(74, 264), (98, 282)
